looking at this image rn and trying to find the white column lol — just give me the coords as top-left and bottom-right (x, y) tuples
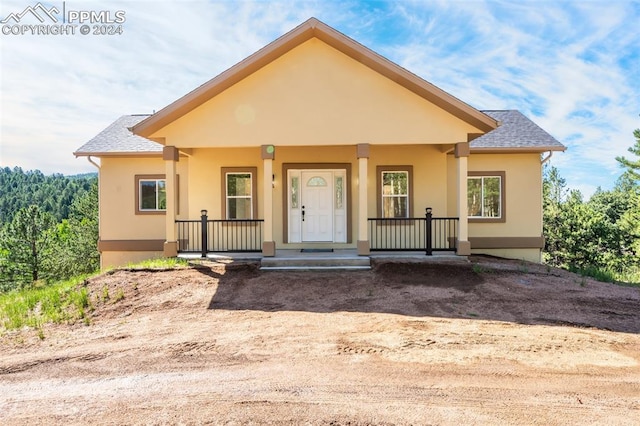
(455, 142), (471, 255)
(163, 146), (179, 257)
(357, 144), (370, 255)
(261, 145), (276, 256)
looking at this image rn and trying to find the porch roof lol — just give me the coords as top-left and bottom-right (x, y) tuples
(472, 110), (566, 153)
(73, 114), (161, 157)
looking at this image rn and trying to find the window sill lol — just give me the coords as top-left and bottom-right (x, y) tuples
(135, 210), (167, 216)
(468, 217), (505, 224)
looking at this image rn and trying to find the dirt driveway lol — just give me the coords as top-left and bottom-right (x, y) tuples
(1, 257), (639, 425)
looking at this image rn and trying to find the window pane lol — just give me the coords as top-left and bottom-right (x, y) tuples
(307, 176), (327, 187)
(227, 174), (252, 196)
(291, 176), (299, 208)
(140, 181), (158, 210)
(335, 176), (343, 209)
(383, 196), (408, 218)
(157, 181), (166, 210)
(467, 178), (482, 216)
(228, 198), (252, 219)
(382, 172), (407, 195)
(483, 177), (501, 217)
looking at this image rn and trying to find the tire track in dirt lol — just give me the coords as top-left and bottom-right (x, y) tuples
(0, 353), (108, 375)
(1, 258), (639, 424)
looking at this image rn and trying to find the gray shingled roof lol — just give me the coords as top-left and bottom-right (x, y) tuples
(74, 115), (162, 156)
(75, 110), (565, 155)
(473, 110), (565, 151)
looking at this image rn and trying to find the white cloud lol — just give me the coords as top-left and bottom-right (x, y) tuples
(1, 0), (639, 197)
(0, 0), (331, 174)
(377, 0), (640, 197)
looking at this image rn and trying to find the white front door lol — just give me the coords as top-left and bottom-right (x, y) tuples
(301, 171), (333, 242)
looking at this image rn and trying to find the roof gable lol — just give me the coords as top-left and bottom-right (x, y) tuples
(133, 17), (497, 138)
(148, 38), (487, 147)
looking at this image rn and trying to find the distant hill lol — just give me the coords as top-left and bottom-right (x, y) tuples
(67, 172), (98, 180)
(0, 166), (96, 224)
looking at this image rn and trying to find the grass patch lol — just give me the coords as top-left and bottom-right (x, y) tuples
(114, 288), (125, 302)
(518, 259), (529, 274)
(577, 276), (587, 287)
(101, 285), (110, 302)
(612, 268), (640, 287)
(0, 274), (93, 334)
(126, 257), (189, 269)
(569, 265), (617, 284)
(0, 257), (191, 337)
(472, 264), (489, 274)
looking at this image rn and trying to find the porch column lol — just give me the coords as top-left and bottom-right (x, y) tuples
(163, 146), (179, 257)
(357, 144), (370, 255)
(261, 145), (276, 256)
(455, 142), (471, 255)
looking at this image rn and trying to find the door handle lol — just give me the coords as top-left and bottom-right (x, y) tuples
(301, 205), (305, 222)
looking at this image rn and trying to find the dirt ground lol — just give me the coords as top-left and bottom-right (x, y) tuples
(1, 256), (639, 425)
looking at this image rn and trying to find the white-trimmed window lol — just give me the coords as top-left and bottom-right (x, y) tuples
(135, 174), (179, 215)
(222, 168), (257, 220)
(381, 170), (409, 218)
(140, 179), (166, 211)
(467, 173), (504, 220)
(135, 175), (167, 215)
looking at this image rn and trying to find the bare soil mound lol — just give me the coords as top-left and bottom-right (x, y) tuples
(1, 256), (639, 425)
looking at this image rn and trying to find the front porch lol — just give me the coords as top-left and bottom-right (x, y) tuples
(175, 209), (460, 263)
(161, 142), (473, 259)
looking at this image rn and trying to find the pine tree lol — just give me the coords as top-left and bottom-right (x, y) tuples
(616, 129), (640, 181)
(1, 205), (55, 286)
(45, 181), (99, 279)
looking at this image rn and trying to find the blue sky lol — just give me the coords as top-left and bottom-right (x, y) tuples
(1, 0), (639, 197)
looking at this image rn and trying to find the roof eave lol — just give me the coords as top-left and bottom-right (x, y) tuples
(73, 151), (163, 158)
(133, 18), (497, 138)
(470, 146), (567, 154)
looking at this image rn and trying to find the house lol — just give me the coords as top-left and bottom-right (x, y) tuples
(74, 18), (565, 268)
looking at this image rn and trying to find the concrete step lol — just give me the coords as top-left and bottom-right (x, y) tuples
(260, 265), (371, 271)
(260, 256), (371, 271)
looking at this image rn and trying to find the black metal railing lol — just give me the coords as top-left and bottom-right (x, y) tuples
(368, 208), (458, 255)
(177, 210), (263, 257)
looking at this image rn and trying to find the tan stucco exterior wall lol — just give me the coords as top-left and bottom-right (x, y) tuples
(99, 156), (189, 268)
(368, 145), (449, 218)
(447, 152), (544, 262)
(182, 145), (452, 249)
(149, 38), (482, 148)
(187, 147), (262, 220)
(467, 153), (542, 237)
(97, 149), (544, 266)
(102, 251), (166, 269)
(473, 248), (542, 263)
